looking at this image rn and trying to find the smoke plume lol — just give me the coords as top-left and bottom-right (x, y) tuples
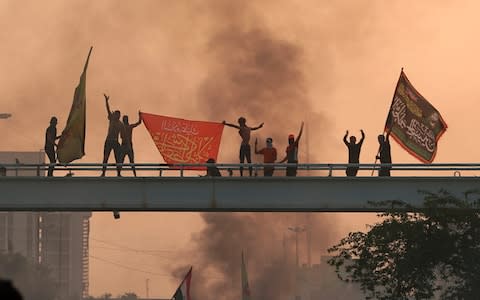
(173, 213), (338, 300)
(172, 2), (339, 299)
(196, 2), (327, 162)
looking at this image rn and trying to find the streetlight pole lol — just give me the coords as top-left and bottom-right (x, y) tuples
(288, 226), (305, 268)
(288, 226), (306, 300)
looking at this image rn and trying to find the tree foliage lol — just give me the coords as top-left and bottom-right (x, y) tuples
(328, 190), (480, 299)
(119, 292), (139, 300)
(85, 292), (139, 300)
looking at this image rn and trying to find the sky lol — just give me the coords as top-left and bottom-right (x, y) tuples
(1, 0), (479, 298)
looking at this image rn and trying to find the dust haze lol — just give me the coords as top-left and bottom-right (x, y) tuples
(0, 0), (472, 298)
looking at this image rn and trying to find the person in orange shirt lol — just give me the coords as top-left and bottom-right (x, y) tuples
(255, 137), (277, 176)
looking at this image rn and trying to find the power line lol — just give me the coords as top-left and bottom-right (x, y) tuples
(91, 245), (177, 259)
(91, 237), (177, 253)
(89, 255), (174, 277)
(90, 255), (224, 281)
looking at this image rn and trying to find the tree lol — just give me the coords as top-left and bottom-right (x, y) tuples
(119, 292), (139, 300)
(0, 252), (56, 300)
(327, 190), (480, 299)
(84, 292), (139, 300)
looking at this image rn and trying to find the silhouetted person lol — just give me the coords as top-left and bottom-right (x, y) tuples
(45, 116), (61, 177)
(206, 158), (221, 177)
(223, 117), (263, 176)
(343, 129), (365, 176)
(120, 111), (142, 176)
(101, 94), (124, 177)
(279, 122), (304, 177)
(255, 137), (277, 176)
(376, 131), (392, 177)
(0, 280), (23, 300)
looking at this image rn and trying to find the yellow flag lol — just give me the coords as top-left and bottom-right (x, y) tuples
(57, 47), (92, 163)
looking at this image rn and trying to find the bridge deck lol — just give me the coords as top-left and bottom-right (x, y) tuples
(0, 176), (478, 212)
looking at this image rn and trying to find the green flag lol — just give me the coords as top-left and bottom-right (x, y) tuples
(57, 47), (92, 163)
(385, 70), (447, 163)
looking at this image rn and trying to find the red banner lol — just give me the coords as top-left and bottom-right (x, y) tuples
(141, 112), (224, 169)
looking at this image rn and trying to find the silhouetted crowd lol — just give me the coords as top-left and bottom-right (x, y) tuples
(46, 107), (392, 177)
(45, 95), (142, 177)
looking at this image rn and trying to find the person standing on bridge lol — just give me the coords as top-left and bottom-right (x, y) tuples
(255, 137), (277, 176)
(101, 94), (124, 177)
(279, 122), (304, 177)
(343, 129), (365, 176)
(206, 158), (222, 177)
(223, 117), (264, 176)
(376, 131), (392, 176)
(45, 116), (61, 177)
(119, 111), (142, 177)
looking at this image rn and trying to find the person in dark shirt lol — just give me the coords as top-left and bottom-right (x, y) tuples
(376, 131), (392, 177)
(120, 111), (142, 177)
(206, 158), (221, 177)
(255, 137), (277, 176)
(279, 122), (304, 177)
(101, 94), (124, 177)
(223, 117), (264, 176)
(343, 129), (365, 176)
(44, 116), (61, 176)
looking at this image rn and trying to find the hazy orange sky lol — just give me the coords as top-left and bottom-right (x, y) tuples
(1, 0), (479, 298)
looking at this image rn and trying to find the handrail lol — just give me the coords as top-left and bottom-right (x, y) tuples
(0, 162), (479, 177)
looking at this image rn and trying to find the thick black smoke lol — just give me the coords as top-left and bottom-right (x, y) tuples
(172, 2), (336, 300)
(197, 18), (325, 162)
(173, 213), (338, 299)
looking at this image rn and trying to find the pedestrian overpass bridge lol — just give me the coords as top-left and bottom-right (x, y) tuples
(0, 163), (478, 212)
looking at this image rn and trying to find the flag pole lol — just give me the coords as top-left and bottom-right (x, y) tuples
(371, 67), (403, 176)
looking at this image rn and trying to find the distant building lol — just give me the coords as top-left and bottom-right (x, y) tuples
(295, 256), (363, 300)
(278, 250), (363, 300)
(0, 151), (91, 300)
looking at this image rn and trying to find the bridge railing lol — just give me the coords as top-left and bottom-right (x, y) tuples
(0, 162), (477, 177)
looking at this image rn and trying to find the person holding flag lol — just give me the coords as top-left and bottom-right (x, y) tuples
(376, 131), (391, 177)
(101, 94), (124, 177)
(44, 116), (61, 176)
